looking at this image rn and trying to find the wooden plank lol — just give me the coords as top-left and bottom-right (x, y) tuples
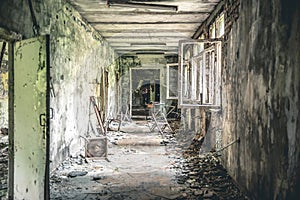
(90, 96), (105, 135)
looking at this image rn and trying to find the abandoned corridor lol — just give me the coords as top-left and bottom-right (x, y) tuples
(0, 0), (300, 199)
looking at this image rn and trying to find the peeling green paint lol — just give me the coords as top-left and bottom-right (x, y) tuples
(13, 36), (47, 199)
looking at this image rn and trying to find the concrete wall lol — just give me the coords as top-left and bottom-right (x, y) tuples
(221, 0), (300, 199)
(0, 0), (117, 170)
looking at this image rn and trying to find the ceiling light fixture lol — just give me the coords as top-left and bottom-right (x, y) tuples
(107, 0), (178, 12)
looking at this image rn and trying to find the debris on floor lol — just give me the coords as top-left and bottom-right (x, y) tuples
(108, 121), (151, 133)
(68, 171), (88, 178)
(172, 153), (246, 199)
(107, 131), (166, 146)
(0, 128), (8, 199)
(86, 137), (107, 158)
(50, 120), (248, 200)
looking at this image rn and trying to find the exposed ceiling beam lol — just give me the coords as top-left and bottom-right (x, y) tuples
(100, 31), (192, 38)
(93, 23), (200, 30)
(89, 21), (203, 25)
(69, 0), (219, 13)
(79, 11), (211, 15)
(98, 29), (194, 33)
(67, 0), (222, 55)
(105, 37), (187, 41)
(83, 13), (209, 23)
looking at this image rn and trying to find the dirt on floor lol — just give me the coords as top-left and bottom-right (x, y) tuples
(50, 120), (248, 200)
(0, 128), (8, 199)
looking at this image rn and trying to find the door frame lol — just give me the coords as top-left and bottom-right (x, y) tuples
(129, 67), (161, 117)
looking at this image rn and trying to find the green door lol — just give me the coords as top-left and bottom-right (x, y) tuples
(9, 35), (50, 199)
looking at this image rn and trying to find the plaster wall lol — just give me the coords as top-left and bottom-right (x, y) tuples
(0, 0), (117, 170)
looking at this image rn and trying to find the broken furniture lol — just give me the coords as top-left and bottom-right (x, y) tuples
(148, 103), (173, 134)
(85, 97), (108, 158)
(90, 96), (106, 135)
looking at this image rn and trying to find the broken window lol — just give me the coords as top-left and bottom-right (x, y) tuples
(178, 39), (222, 107)
(216, 13), (225, 38)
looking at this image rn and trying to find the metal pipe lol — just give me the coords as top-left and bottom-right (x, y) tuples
(215, 137), (240, 153)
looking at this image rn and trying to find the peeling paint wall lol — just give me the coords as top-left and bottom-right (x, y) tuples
(49, 4), (117, 168)
(13, 36), (48, 200)
(0, 0), (117, 171)
(177, 0), (300, 199)
(221, 0), (300, 199)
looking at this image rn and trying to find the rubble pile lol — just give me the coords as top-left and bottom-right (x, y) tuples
(173, 153), (247, 199)
(163, 127), (247, 199)
(0, 129), (8, 199)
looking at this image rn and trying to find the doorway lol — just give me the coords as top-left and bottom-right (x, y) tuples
(130, 68), (161, 117)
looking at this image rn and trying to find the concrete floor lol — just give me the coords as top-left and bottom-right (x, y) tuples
(50, 121), (247, 200)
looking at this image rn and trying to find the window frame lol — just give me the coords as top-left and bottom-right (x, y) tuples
(178, 39), (222, 108)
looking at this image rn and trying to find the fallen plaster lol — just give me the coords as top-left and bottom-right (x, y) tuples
(108, 120), (154, 133)
(50, 121), (248, 199)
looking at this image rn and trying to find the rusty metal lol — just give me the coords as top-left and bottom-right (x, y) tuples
(90, 96), (106, 135)
(215, 137), (240, 153)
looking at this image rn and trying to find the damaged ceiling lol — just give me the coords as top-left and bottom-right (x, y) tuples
(67, 0), (221, 55)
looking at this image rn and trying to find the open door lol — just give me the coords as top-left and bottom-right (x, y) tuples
(9, 35), (50, 199)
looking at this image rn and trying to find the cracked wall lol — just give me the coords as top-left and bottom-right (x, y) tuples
(221, 0), (300, 199)
(0, 0), (118, 171)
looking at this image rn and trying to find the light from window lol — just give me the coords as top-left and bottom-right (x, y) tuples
(178, 39), (222, 108)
